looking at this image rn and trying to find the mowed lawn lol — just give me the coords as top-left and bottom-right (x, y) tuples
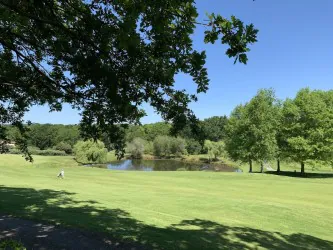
(0, 155), (332, 249)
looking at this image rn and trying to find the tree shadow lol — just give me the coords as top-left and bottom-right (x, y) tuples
(265, 171), (333, 179)
(0, 186), (332, 249)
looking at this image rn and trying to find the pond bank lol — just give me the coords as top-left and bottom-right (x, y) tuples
(85, 158), (240, 172)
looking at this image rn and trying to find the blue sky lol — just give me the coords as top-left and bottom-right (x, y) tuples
(25, 0), (333, 124)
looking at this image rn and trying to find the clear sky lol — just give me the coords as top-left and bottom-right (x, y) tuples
(24, 0), (333, 124)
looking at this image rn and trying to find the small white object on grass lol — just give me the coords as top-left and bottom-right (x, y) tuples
(57, 169), (65, 178)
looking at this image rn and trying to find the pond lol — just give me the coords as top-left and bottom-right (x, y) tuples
(87, 159), (240, 172)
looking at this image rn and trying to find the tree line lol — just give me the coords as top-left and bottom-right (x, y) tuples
(4, 117), (227, 156)
(225, 88), (333, 175)
(4, 87), (333, 174)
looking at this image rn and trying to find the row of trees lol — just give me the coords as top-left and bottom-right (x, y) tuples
(127, 136), (187, 159)
(125, 117), (227, 155)
(6, 124), (80, 151)
(4, 116), (227, 156)
(6, 87), (331, 174)
(225, 88), (333, 174)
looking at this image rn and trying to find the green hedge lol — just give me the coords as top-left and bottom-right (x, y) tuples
(9, 148), (67, 156)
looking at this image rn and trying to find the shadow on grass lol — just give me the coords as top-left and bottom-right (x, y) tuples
(0, 186), (332, 250)
(265, 171), (333, 179)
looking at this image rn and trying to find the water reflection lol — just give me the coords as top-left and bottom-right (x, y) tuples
(90, 159), (238, 172)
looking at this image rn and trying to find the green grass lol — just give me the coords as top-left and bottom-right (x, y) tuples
(0, 155), (333, 249)
(183, 154), (333, 173)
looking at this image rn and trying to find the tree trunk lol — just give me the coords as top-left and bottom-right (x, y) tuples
(301, 162), (305, 175)
(249, 159), (253, 173)
(260, 162), (264, 173)
(277, 159), (280, 173)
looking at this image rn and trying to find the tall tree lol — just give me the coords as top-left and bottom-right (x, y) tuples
(0, 0), (258, 160)
(225, 105), (253, 171)
(275, 102), (286, 173)
(225, 89), (279, 172)
(247, 89), (279, 172)
(281, 88), (333, 175)
(202, 116), (228, 142)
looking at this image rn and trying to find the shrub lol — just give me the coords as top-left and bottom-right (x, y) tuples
(170, 137), (187, 156)
(9, 147), (66, 156)
(153, 136), (171, 157)
(35, 149), (67, 156)
(153, 136), (187, 157)
(74, 140), (107, 164)
(144, 141), (154, 154)
(185, 138), (202, 155)
(204, 140), (226, 161)
(127, 138), (146, 159)
(54, 142), (73, 154)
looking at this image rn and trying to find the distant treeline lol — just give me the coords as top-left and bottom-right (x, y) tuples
(5, 87), (333, 175)
(4, 116), (227, 155)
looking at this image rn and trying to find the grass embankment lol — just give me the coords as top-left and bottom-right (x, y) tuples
(0, 154), (332, 249)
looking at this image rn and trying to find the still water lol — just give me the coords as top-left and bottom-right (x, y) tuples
(88, 159), (240, 172)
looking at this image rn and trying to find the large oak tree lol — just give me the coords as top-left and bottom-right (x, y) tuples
(0, 0), (258, 160)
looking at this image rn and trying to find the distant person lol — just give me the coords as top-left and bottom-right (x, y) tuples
(57, 169), (65, 179)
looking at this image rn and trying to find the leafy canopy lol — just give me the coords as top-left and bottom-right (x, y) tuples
(204, 140), (226, 160)
(73, 139), (107, 164)
(225, 89), (280, 170)
(281, 88), (333, 167)
(0, 0), (258, 160)
(127, 137), (146, 159)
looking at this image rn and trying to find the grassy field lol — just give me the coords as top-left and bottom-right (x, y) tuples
(0, 155), (332, 249)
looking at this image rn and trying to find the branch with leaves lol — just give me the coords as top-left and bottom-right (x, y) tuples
(0, 0), (258, 160)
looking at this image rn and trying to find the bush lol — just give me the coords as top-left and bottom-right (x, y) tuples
(185, 138), (202, 155)
(204, 140), (226, 161)
(170, 137), (187, 156)
(74, 140), (107, 164)
(153, 136), (171, 157)
(35, 149), (67, 156)
(127, 138), (146, 159)
(144, 141), (154, 154)
(153, 136), (187, 157)
(54, 142), (73, 154)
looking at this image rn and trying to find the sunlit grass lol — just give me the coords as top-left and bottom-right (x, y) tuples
(0, 154), (332, 249)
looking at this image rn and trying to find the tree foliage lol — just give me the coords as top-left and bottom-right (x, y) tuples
(281, 88), (333, 174)
(202, 116), (228, 142)
(54, 141), (73, 155)
(153, 136), (172, 157)
(153, 136), (186, 157)
(185, 138), (202, 155)
(28, 124), (58, 150)
(170, 137), (187, 157)
(0, 0), (258, 160)
(73, 140), (107, 164)
(225, 89), (279, 172)
(4, 123), (81, 151)
(204, 140), (226, 161)
(127, 137), (146, 159)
